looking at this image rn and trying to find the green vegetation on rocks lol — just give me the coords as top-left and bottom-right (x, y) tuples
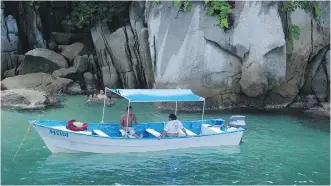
(281, 1), (321, 48)
(172, 0), (191, 12)
(62, 1), (128, 29)
(204, 0), (233, 29)
(169, 0), (233, 30)
(28, 1), (40, 10)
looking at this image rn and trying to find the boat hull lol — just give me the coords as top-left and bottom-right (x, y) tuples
(33, 125), (244, 154)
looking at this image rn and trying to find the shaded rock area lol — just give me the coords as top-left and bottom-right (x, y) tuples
(17, 1), (46, 49)
(67, 82), (82, 95)
(1, 4), (20, 79)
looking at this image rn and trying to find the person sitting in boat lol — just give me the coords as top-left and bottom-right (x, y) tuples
(97, 89), (107, 99)
(158, 114), (188, 140)
(120, 106), (143, 138)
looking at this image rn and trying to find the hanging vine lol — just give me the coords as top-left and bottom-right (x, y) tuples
(281, 1), (321, 48)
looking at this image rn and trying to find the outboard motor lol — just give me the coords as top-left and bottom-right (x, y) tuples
(228, 115), (247, 129)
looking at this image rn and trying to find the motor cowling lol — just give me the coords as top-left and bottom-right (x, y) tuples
(228, 115), (247, 129)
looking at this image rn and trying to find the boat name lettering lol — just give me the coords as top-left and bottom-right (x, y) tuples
(49, 129), (68, 137)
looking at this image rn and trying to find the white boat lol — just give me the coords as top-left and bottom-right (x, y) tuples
(29, 88), (247, 154)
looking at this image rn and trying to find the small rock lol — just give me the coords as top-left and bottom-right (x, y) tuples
(17, 55), (24, 64)
(67, 82), (82, 95)
(52, 67), (82, 81)
(3, 68), (16, 78)
(83, 72), (96, 92)
(61, 42), (86, 65)
(73, 55), (89, 72)
(57, 45), (67, 51)
(48, 41), (57, 51)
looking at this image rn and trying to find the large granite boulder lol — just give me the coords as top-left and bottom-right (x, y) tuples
(52, 55), (89, 82)
(130, 1), (155, 88)
(1, 73), (73, 96)
(264, 3), (330, 108)
(91, 6), (154, 89)
(146, 1), (285, 108)
(1, 89), (52, 110)
(90, 23), (120, 88)
(301, 47), (329, 102)
(17, 48), (68, 75)
(18, 48), (68, 75)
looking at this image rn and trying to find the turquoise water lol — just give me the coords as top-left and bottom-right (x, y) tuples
(1, 96), (330, 185)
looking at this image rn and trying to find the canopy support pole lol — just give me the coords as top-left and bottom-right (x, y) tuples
(101, 87), (107, 123)
(175, 101), (178, 115)
(201, 99), (205, 123)
(125, 101), (131, 137)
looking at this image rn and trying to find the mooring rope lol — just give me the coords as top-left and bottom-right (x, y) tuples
(12, 114), (40, 161)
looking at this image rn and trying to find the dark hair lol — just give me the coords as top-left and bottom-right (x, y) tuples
(126, 106), (132, 111)
(169, 113), (177, 120)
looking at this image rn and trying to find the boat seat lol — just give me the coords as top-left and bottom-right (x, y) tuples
(201, 124), (223, 135)
(119, 129), (136, 138)
(179, 128), (197, 136)
(146, 128), (161, 137)
(93, 129), (109, 137)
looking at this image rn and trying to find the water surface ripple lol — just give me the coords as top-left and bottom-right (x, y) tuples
(1, 96), (330, 185)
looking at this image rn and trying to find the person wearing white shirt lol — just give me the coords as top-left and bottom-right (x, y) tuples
(158, 114), (188, 140)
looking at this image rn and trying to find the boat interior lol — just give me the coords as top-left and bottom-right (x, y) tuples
(31, 118), (242, 139)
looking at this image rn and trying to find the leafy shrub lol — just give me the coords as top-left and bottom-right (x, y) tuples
(204, 0), (232, 29)
(172, 0), (191, 12)
(62, 1), (128, 30)
(286, 24), (301, 48)
(29, 1), (40, 10)
(281, 1), (321, 48)
(281, 1), (321, 18)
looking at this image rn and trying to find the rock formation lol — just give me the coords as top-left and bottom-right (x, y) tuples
(1, 89), (52, 109)
(17, 48), (68, 75)
(0, 1), (329, 112)
(1, 73), (73, 96)
(1, 3), (20, 79)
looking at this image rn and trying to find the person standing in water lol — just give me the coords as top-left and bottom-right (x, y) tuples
(120, 106), (143, 138)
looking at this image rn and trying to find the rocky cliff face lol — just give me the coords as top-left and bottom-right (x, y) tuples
(1, 1), (330, 111)
(146, 1), (287, 109)
(146, 1), (329, 110)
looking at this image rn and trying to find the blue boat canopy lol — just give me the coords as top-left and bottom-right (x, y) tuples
(106, 88), (205, 102)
